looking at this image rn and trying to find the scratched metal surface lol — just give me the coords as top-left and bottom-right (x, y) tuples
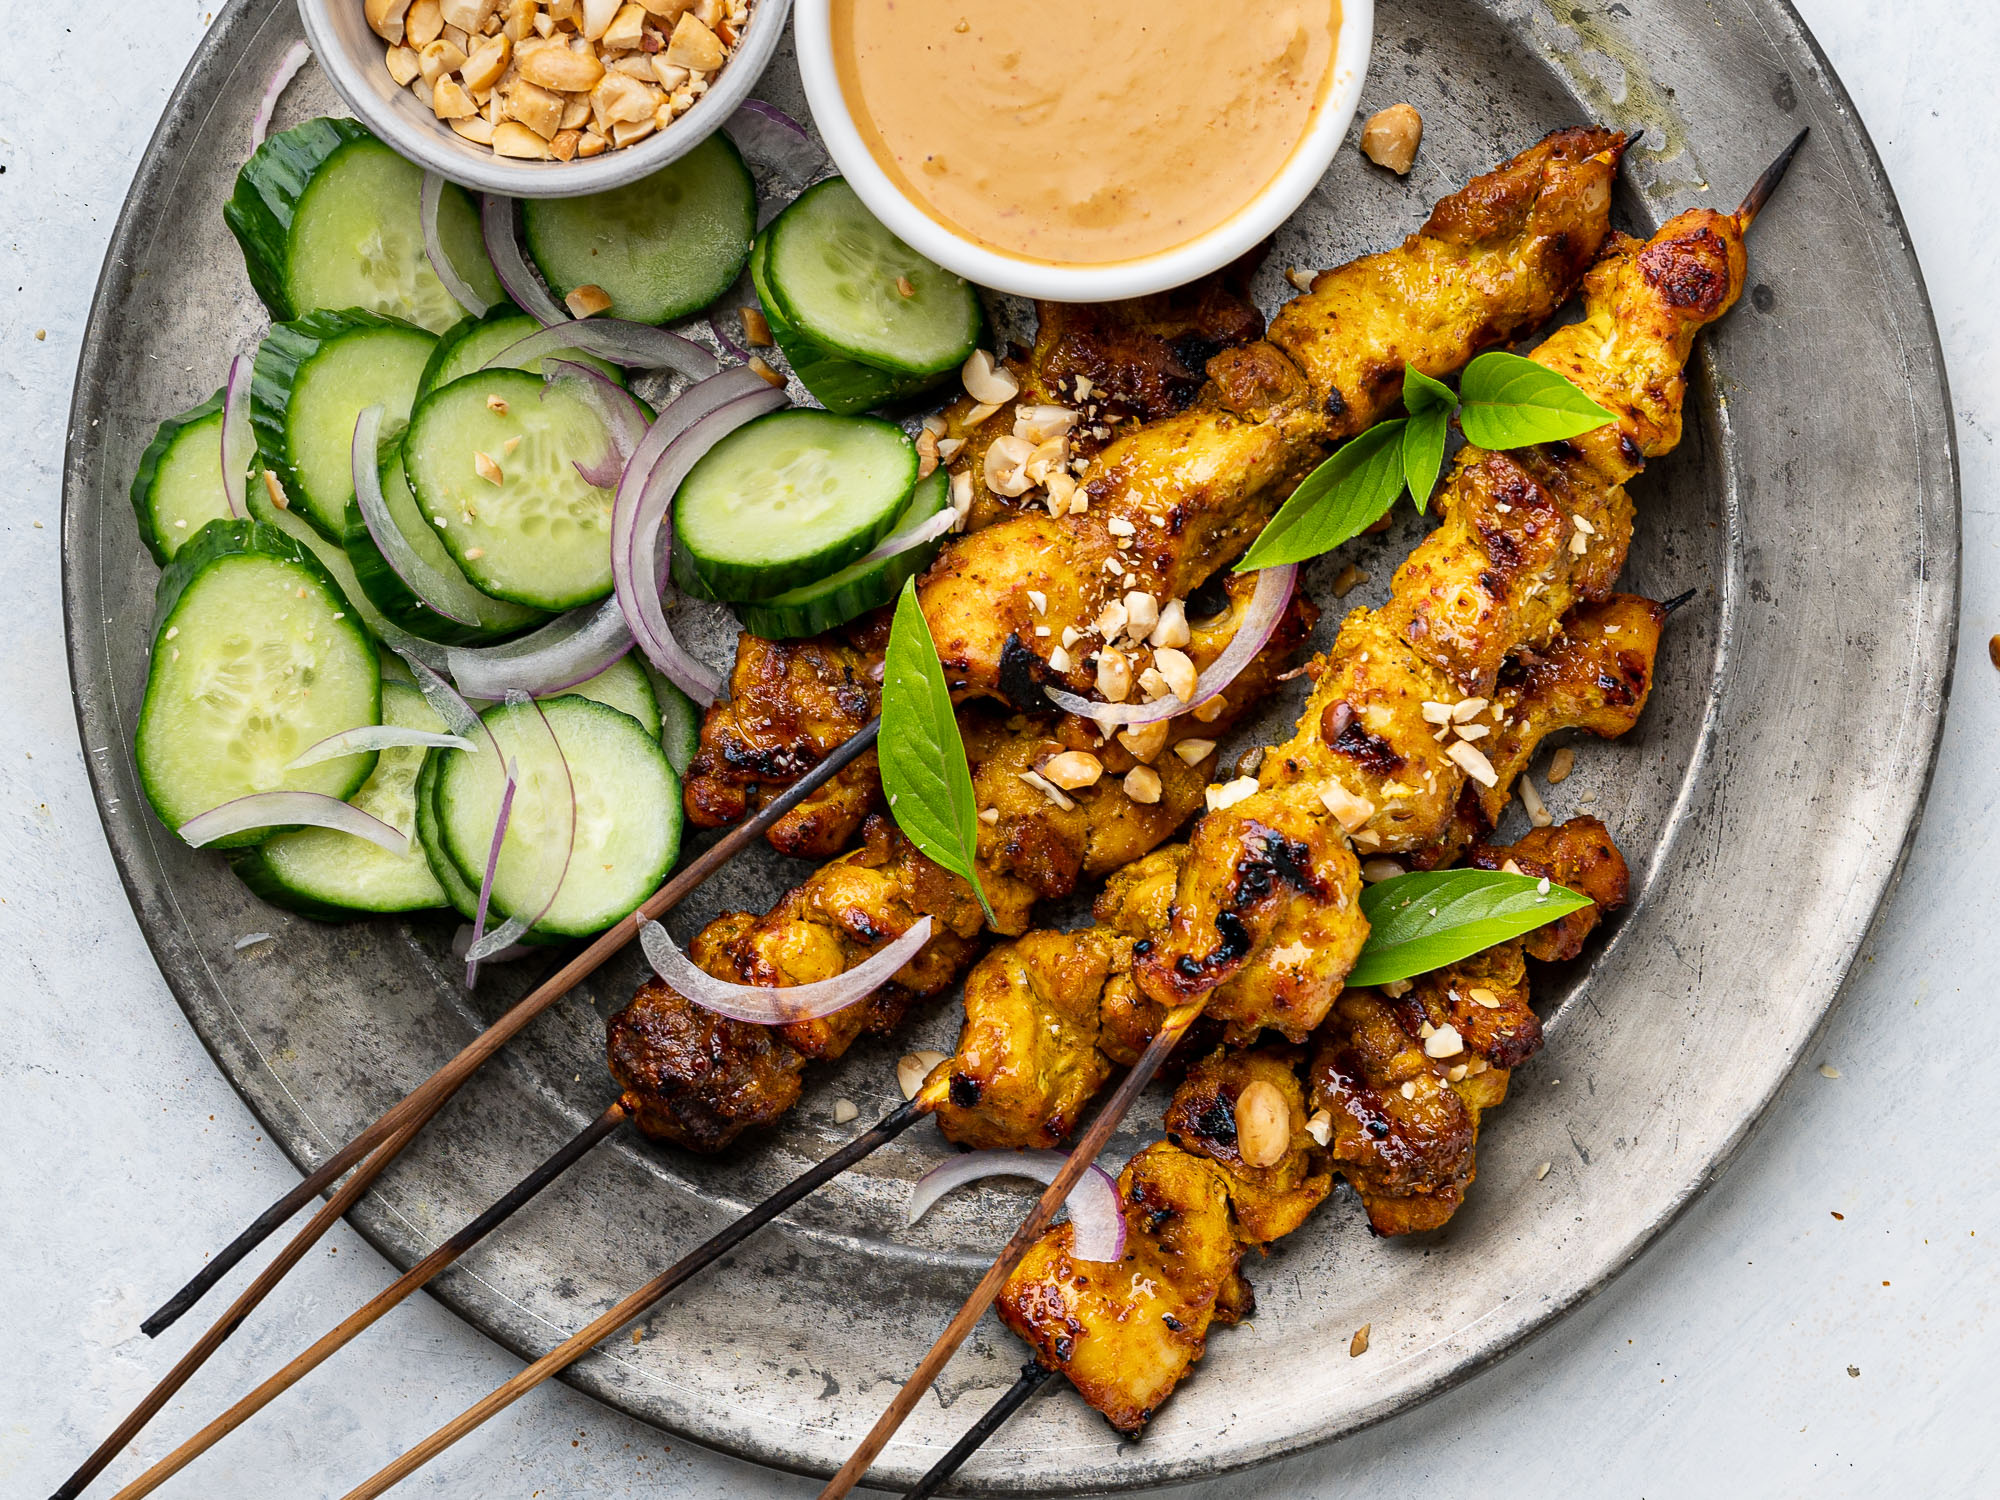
(62, 0), (1956, 1490)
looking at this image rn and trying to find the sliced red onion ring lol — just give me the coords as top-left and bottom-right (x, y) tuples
(852, 503), (958, 570)
(542, 360), (649, 488)
(492, 319), (718, 382)
(250, 40), (310, 151)
(220, 354), (254, 520)
(421, 170), (492, 318)
(288, 723), (475, 770)
(639, 914), (934, 1025)
(480, 193), (568, 327)
(396, 650), (490, 742)
(1044, 563), (1299, 729)
(466, 756), (519, 986)
(614, 383), (787, 703)
(451, 924), (536, 965)
(707, 308), (751, 361)
(907, 1150), (1126, 1264)
(725, 101), (827, 191)
(178, 792), (408, 855)
(353, 404), (526, 632)
(443, 597), (632, 700)
(465, 691), (574, 968)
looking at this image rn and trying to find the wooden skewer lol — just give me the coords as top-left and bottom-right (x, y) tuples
(823, 135), (1812, 1496)
(335, 1100), (924, 1500)
(142, 717), (882, 1340)
(902, 1364), (1057, 1500)
(816, 1002), (1204, 1500)
(104, 1100), (631, 1500)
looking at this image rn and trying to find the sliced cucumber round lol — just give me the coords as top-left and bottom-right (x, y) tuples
(737, 469), (951, 638)
(341, 437), (550, 646)
(559, 654), (662, 738)
(435, 696), (681, 938)
(420, 306), (625, 399)
(252, 308), (438, 541)
(402, 368), (618, 610)
(235, 679), (451, 917)
(416, 751), (481, 922)
(244, 449), (398, 645)
(764, 178), (984, 378)
(747, 236), (946, 417)
(137, 519), (381, 847)
(672, 408), (916, 602)
(521, 133), (755, 326)
(642, 665), (701, 777)
(132, 390), (232, 564)
(226, 117), (502, 333)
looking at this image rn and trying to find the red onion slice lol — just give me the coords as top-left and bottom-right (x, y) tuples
(852, 503), (958, 570)
(639, 914), (934, 1025)
(480, 193), (569, 327)
(443, 597), (632, 700)
(466, 692), (576, 968)
(178, 791), (408, 855)
(250, 41), (310, 151)
(220, 354), (254, 520)
(353, 404), (526, 631)
(1044, 563), (1299, 728)
(542, 360), (649, 488)
(396, 650), (490, 743)
(725, 101), (827, 191)
(465, 756), (519, 986)
(288, 724), (475, 770)
(492, 320), (718, 382)
(451, 924), (536, 965)
(421, 170), (492, 318)
(907, 1150), (1126, 1263)
(614, 384), (787, 703)
(707, 308), (751, 361)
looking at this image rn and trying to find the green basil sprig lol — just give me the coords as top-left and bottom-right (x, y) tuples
(879, 578), (997, 927)
(1234, 356), (1618, 574)
(1345, 868), (1592, 987)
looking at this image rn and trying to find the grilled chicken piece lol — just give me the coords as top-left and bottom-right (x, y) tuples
(1163, 1047), (1332, 1245)
(921, 128), (1626, 708)
(1310, 816), (1629, 1234)
(1139, 207), (1750, 1040)
(995, 1142), (1248, 1435)
(682, 273), (1268, 853)
(611, 604), (1311, 1153)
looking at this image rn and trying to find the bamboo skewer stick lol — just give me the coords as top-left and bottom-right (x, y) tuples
(818, 134), (1810, 1496)
(142, 718), (882, 1340)
(335, 1101), (925, 1500)
(104, 1100), (632, 1500)
(902, 1365), (1057, 1500)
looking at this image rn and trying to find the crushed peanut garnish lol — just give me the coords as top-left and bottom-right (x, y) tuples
(473, 450), (504, 485)
(1204, 777), (1259, 813)
(1122, 765), (1162, 804)
(897, 1049), (948, 1100)
(1040, 750), (1104, 791)
(1547, 746), (1575, 784)
(1174, 738), (1217, 766)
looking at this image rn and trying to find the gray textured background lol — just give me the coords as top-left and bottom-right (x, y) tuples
(3, 1), (1993, 1496)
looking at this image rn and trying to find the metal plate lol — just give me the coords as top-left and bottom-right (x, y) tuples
(63, 0), (1957, 1491)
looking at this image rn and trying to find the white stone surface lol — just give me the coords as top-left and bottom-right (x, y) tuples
(1, 3), (1992, 1496)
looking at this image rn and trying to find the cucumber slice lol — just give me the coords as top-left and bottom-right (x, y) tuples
(244, 450), (399, 645)
(764, 178), (984, 378)
(520, 134), (755, 326)
(137, 519), (381, 848)
(252, 308), (438, 541)
(402, 368), (618, 610)
(748, 236), (945, 416)
(420, 306), (625, 399)
(737, 468), (950, 638)
(234, 679), (451, 917)
(341, 438), (550, 646)
(416, 751), (481, 921)
(642, 665), (701, 777)
(672, 408), (916, 602)
(435, 696), (681, 938)
(226, 117), (502, 333)
(132, 390), (232, 564)
(559, 655), (662, 738)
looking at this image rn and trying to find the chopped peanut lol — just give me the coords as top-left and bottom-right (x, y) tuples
(492, 120), (557, 157)
(1094, 647), (1133, 704)
(1040, 750), (1104, 791)
(406, 0), (444, 47)
(565, 283), (614, 317)
(666, 11), (726, 69)
(1116, 720), (1170, 764)
(1361, 103), (1424, 174)
(1122, 765), (1163, 804)
(367, 0), (415, 45)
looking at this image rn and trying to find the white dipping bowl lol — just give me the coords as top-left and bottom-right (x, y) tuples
(793, 0), (1374, 302)
(297, 0), (794, 198)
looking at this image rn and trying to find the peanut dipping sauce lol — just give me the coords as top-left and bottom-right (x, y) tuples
(830, 0), (1343, 267)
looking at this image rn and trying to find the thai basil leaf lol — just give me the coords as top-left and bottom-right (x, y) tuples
(1235, 418), (1407, 572)
(1346, 868), (1593, 987)
(1458, 351), (1619, 449)
(1401, 363), (1456, 513)
(879, 578), (996, 927)
(1402, 363), (1457, 416)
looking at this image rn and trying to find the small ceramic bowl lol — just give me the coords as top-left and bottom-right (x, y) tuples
(297, 0), (794, 199)
(792, 0), (1374, 301)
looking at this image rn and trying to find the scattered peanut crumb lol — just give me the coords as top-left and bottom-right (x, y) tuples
(1819, 1064), (1841, 1079)
(1349, 1324), (1371, 1358)
(631, 1328), (643, 1345)
(474, 450), (504, 485)
(895, 275), (916, 298)
(35, 329), (47, 341)
(1285, 267), (1315, 294)
(740, 306), (773, 347)
(565, 283), (613, 319)
(486, 393), (509, 414)
(1360, 103), (1424, 174)
(1547, 746), (1575, 784)
(831, 1098), (859, 1125)
(1536, 1161), (1552, 1180)
(1332, 563), (1369, 598)
(748, 355), (785, 388)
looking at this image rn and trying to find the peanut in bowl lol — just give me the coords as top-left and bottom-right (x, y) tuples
(300, 0), (792, 197)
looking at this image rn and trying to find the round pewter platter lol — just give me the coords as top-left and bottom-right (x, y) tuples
(64, 0), (1957, 1491)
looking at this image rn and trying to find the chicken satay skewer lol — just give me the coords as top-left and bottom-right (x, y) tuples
(50, 726), (881, 1500)
(816, 137), (1803, 1500)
